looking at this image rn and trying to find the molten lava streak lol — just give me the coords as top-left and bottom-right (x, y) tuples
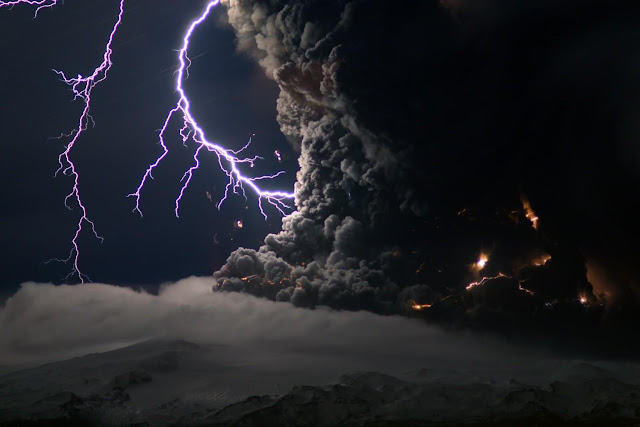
(521, 196), (539, 230)
(411, 301), (432, 310)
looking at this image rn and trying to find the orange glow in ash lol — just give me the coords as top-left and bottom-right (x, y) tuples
(411, 301), (432, 310)
(470, 252), (490, 273)
(476, 254), (488, 269)
(466, 280), (483, 290)
(532, 254), (552, 266)
(521, 197), (539, 230)
(518, 283), (535, 296)
(466, 273), (507, 291)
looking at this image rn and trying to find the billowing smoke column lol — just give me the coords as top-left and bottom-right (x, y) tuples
(214, 0), (422, 312)
(214, 0), (640, 355)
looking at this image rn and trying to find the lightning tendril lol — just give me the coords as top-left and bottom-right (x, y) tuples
(46, 0), (126, 282)
(2, 0), (125, 282)
(2, 0), (295, 282)
(0, 0), (57, 17)
(129, 0), (295, 219)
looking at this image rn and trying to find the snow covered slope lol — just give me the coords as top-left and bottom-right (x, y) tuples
(1, 339), (640, 425)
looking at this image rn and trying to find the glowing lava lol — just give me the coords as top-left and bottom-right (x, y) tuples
(518, 283), (536, 296)
(531, 254), (551, 266)
(129, 0), (295, 219)
(466, 273), (507, 290)
(470, 251), (490, 273)
(521, 196), (539, 230)
(411, 301), (432, 310)
(476, 254), (488, 269)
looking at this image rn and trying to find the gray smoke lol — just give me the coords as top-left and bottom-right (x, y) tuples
(214, 0), (640, 355)
(216, 0), (422, 311)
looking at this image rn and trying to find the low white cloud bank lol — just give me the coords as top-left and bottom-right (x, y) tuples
(0, 277), (535, 372)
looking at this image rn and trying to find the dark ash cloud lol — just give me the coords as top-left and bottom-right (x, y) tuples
(214, 0), (640, 356)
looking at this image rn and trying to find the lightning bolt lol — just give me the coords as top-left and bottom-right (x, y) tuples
(4, 0), (295, 282)
(47, 0), (125, 282)
(0, 0), (57, 16)
(129, 0), (295, 219)
(0, 1), (114, 282)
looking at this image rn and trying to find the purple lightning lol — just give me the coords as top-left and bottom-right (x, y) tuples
(129, 0), (295, 219)
(4, 0), (294, 281)
(0, 0), (57, 16)
(46, 0), (126, 282)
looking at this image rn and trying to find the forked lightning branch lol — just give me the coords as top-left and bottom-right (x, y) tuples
(0, 0), (295, 282)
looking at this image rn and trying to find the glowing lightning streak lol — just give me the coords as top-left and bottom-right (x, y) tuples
(0, 0), (57, 16)
(45, 0), (126, 282)
(129, 0), (295, 219)
(4, 0), (293, 281)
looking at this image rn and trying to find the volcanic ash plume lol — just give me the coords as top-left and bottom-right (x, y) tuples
(214, 0), (640, 355)
(216, 0), (432, 312)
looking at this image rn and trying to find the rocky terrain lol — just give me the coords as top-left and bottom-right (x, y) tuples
(1, 340), (640, 426)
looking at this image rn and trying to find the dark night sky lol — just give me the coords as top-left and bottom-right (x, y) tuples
(0, 0), (296, 296)
(2, 0), (640, 357)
